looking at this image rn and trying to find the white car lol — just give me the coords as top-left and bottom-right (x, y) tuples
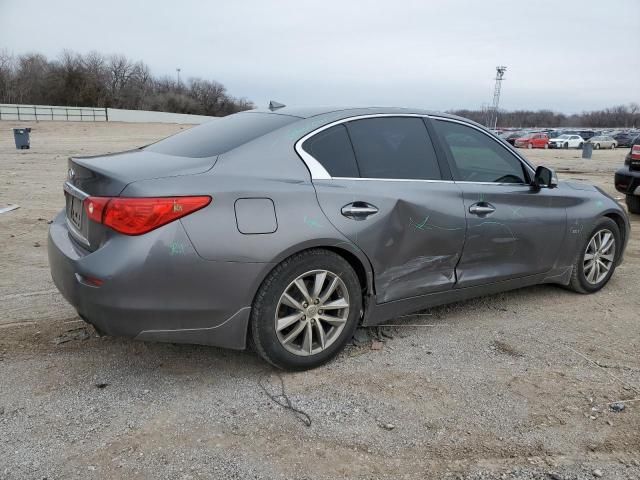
(549, 134), (584, 149)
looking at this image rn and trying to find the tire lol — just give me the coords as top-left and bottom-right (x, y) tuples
(544, 143), (548, 149)
(564, 142), (569, 149)
(610, 143), (616, 149)
(250, 249), (362, 370)
(528, 143), (533, 149)
(567, 217), (620, 294)
(626, 195), (640, 214)
(595, 143), (600, 150)
(578, 142), (583, 149)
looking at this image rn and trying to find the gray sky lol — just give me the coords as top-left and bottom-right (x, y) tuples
(1, 0), (639, 113)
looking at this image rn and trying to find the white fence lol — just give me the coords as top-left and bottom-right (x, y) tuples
(107, 108), (213, 124)
(0, 104), (214, 124)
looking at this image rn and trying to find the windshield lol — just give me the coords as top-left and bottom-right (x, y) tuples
(557, 135), (570, 139)
(145, 112), (299, 158)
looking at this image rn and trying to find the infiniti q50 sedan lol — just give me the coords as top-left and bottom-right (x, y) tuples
(48, 106), (629, 370)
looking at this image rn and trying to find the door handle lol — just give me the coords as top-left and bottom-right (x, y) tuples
(469, 202), (496, 215)
(341, 202), (379, 219)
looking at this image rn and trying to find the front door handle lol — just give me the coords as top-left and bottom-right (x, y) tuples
(469, 202), (496, 215)
(341, 202), (379, 220)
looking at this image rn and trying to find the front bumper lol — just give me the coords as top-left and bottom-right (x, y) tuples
(48, 211), (270, 349)
(614, 167), (640, 196)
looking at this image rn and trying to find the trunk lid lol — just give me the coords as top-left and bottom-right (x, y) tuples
(67, 149), (216, 196)
(64, 149), (216, 250)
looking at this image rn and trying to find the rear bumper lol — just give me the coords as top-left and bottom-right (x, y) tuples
(615, 167), (640, 196)
(48, 211), (270, 349)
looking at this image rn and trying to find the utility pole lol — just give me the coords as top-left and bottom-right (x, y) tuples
(176, 68), (181, 87)
(487, 66), (507, 130)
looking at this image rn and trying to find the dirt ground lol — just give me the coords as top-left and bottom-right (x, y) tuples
(0, 121), (638, 480)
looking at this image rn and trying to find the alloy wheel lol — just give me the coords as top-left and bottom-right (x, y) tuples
(274, 270), (350, 356)
(583, 229), (615, 285)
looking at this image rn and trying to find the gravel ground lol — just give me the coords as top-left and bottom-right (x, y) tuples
(0, 122), (639, 479)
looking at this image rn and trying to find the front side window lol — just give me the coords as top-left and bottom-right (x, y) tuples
(433, 120), (527, 184)
(301, 124), (360, 177)
(346, 117), (441, 180)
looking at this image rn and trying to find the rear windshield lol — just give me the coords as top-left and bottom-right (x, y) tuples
(145, 112), (298, 158)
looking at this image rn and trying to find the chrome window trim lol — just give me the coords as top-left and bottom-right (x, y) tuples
(294, 112), (536, 183)
(329, 177), (455, 184)
(294, 113), (438, 181)
(330, 177), (527, 187)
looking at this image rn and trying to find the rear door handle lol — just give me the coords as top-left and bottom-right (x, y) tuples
(469, 202), (496, 215)
(341, 202), (379, 220)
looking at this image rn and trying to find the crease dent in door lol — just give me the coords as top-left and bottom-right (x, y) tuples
(312, 182), (466, 303)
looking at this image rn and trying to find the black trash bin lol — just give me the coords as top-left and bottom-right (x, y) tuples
(13, 127), (31, 149)
(582, 142), (593, 159)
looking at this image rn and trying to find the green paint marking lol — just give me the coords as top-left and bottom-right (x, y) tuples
(304, 216), (322, 228)
(169, 241), (186, 256)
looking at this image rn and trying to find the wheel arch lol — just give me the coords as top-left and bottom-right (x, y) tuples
(247, 243), (376, 341)
(603, 211), (627, 261)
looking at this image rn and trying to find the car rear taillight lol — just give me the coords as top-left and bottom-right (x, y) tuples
(631, 145), (640, 161)
(83, 196), (211, 235)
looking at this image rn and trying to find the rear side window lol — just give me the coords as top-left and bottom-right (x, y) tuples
(301, 124), (360, 177)
(433, 120), (527, 184)
(145, 112), (298, 158)
(346, 117), (441, 180)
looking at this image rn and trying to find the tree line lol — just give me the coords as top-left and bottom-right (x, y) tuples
(0, 50), (253, 116)
(1, 49), (638, 125)
(449, 104), (640, 129)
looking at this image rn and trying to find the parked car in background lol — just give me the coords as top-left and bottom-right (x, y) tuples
(47, 106), (630, 370)
(614, 136), (640, 214)
(614, 132), (639, 148)
(502, 131), (524, 146)
(546, 130), (564, 139)
(587, 135), (617, 149)
(515, 132), (549, 149)
(549, 134), (584, 149)
(579, 130), (596, 141)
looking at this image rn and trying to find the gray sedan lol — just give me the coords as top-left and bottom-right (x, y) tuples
(48, 106), (629, 370)
(588, 135), (618, 149)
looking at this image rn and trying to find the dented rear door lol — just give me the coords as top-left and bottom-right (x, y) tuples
(306, 116), (466, 303)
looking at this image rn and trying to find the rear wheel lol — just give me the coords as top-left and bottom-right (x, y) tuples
(568, 217), (620, 293)
(578, 142), (583, 149)
(528, 143), (533, 149)
(250, 249), (362, 370)
(626, 195), (640, 214)
(595, 143), (600, 149)
(544, 143), (548, 149)
(610, 143), (616, 149)
(564, 142), (569, 149)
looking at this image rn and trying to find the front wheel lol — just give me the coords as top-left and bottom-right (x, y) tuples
(567, 217), (620, 293)
(626, 195), (640, 214)
(544, 143), (548, 149)
(564, 142), (569, 149)
(578, 142), (583, 149)
(250, 249), (362, 370)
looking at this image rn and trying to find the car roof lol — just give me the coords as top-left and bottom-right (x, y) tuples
(247, 105), (463, 120)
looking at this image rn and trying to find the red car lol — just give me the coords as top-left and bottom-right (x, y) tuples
(515, 133), (549, 149)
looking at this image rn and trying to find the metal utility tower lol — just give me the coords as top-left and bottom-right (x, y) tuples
(487, 66), (507, 130)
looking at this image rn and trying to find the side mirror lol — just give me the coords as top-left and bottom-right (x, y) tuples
(532, 166), (558, 189)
